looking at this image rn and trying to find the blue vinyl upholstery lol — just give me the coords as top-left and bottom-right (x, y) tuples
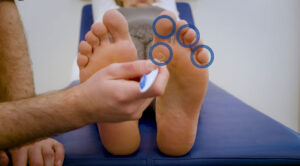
(54, 3), (300, 165)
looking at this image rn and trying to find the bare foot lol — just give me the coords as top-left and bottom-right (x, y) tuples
(77, 9), (140, 155)
(153, 11), (209, 156)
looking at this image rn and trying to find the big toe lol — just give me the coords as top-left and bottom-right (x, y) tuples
(153, 10), (177, 43)
(103, 9), (130, 42)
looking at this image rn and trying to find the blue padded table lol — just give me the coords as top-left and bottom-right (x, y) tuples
(54, 3), (300, 165)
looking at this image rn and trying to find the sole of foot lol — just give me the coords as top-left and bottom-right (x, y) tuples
(153, 10), (209, 156)
(77, 9), (140, 155)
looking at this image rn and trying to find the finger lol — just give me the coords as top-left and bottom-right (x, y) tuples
(28, 145), (43, 166)
(0, 151), (9, 166)
(53, 142), (65, 166)
(139, 65), (169, 98)
(100, 79), (151, 107)
(42, 145), (55, 166)
(117, 65), (169, 102)
(10, 147), (28, 166)
(110, 79), (142, 102)
(104, 60), (158, 80)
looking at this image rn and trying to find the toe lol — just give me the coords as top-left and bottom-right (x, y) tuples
(152, 44), (171, 62)
(78, 41), (92, 55)
(175, 20), (189, 43)
(183, 29), (196, 45)
(85, 31), (99, 48)
(153, 10), (177, 43)
(103, 9), (131, 42)
(196, 50), (210, 65)
(77, 54), (89, 69)
(91, 22), (110, 45)
(193, 40), (210, 65)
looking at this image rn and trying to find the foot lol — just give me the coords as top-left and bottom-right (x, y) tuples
(153, 11), (209, 156)
(77, 9), (140, 155)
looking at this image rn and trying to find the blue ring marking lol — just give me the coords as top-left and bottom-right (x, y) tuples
(190, 45), (214, 68)
(149, 42), (173, 66)
(152, 15), (176, 39)
(176, 24), (200, 48)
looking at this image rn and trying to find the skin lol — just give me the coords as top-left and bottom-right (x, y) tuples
(9, 138), (65, 166)
(0, 1), (64, 165)
(0, 0), (34, 102)
(0, 152), (9, 166)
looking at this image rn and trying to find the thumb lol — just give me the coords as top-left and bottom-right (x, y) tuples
(0, 151), (9, 166)
(104, 60), (158, 80)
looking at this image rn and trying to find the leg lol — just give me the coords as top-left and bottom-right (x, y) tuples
(0, 1), (22, 163)
(78, 9), (140, 155)
(0, 1), (66, 165)
(0, 0), (35, 102)
(153, 11), (209, 156)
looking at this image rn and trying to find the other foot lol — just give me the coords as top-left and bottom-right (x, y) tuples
(77, 9), (140, 155)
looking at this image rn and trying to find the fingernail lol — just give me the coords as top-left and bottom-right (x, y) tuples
(56, 160), (62, 166)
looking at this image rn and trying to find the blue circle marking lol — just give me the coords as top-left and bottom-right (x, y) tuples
(152, 15), (176, 39)
(190, 45), (214, 68)
(176, 24), (200, 48)
(149, 42), (173, 66)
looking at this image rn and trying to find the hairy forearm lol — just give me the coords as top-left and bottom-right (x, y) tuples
(0, 0), (35, 101)
(0, 1), (91, 150)
(0, 86), (90, 150)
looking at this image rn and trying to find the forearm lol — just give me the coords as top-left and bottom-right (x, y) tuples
(0, 0), (35, 101)
(0, 86), (90, 150)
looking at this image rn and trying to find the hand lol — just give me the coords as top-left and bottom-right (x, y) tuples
(77, 59), (169, 123)
(0, 151), (9, 166)
(9, 138), (64, 166)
